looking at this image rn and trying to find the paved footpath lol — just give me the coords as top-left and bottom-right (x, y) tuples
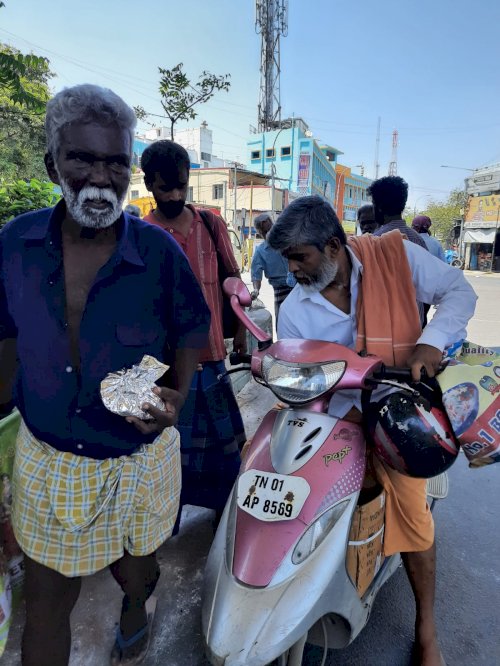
(3, 271), (499, 665)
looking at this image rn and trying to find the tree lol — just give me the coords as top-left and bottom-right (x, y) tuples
(0, 4), (49, 112)
(135, 63), (230, 140)
(0, 43), (53, 182)
(0, 178), (60, 227)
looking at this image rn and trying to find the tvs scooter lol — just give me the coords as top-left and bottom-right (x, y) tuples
(202, 278), (453, 666)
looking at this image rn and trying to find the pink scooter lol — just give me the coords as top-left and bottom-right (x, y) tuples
(202, 278), (448, 666)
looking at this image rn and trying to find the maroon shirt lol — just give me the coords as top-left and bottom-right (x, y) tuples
(144, 206), (240, 362)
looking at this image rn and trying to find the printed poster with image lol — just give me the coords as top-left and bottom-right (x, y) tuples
(438, 342), (500, 467)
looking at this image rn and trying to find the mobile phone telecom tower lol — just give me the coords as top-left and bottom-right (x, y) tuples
(255, 0), (288, 132)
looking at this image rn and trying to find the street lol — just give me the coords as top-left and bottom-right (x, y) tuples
(2, 272), (499, 666)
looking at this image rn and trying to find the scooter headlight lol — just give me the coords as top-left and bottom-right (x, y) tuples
(292, 500), (349, 565)
(261, 356), (346, 404)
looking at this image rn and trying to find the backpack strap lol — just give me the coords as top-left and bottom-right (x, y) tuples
(199, 209), (218, 251)
(199, 209), (240, 279)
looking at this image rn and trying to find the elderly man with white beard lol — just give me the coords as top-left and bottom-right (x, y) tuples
(0, 85), (210, 666)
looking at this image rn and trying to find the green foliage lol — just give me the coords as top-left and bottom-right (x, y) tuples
(0, 43), (54, 182)
(136, 63), (231, 140)
(0, 179), (60, 227)
(0, 4), (49, 112)
(0, 50), (50, 111)
(405, 189), (467, 242)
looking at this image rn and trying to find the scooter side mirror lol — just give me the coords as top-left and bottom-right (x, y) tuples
(223, 277), (252, 307)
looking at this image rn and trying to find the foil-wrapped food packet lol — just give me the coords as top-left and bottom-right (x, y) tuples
(100, 355), (169, 420)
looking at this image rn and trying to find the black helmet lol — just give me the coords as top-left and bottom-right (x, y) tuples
(366, 390), (459, 478)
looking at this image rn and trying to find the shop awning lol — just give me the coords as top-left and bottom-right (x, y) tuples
(463, 228), (497, 243)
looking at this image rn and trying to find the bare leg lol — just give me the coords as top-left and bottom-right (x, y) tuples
(22, 555), (82, 666)
(109, 550), (160, 650)
(402, 542), (444, 666)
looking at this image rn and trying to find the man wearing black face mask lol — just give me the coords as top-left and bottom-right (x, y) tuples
(142, 140), (247, 531)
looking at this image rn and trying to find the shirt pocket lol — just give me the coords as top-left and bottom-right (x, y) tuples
(116, 323), (159, 347)
(200, 250), (218, 285)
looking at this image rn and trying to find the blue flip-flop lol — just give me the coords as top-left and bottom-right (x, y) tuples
(110, 596), (157, 665)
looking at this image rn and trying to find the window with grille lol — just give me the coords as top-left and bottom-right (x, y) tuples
(213, 184), (224, 199)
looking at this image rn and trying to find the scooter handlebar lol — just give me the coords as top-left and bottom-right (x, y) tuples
(229, 351), (252, 366)
(373, 366), (429, 382)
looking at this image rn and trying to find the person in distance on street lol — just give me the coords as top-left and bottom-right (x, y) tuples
(357, 203), (379, 234)
(250, 212), (293, 323)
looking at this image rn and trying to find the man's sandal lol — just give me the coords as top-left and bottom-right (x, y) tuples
(110, 595), (157, 665)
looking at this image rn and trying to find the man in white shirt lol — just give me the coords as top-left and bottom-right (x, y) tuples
(268, 195), (477, 666)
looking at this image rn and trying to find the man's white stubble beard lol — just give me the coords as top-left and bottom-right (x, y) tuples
(300, 256), (339, 293)
(57, 174), (125, 229)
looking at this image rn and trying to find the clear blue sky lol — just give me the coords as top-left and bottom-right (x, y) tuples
(2, 0), (500, 207)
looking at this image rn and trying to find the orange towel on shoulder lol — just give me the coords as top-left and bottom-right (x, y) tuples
(348, 230), (421, 367)
(348, 231), (433, 555)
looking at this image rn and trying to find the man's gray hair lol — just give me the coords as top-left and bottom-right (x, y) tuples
(124, 203), (141, 218)
(267, 195), (346, 252)
(45, 84), (137, 158)
(254, 212), (272, 233)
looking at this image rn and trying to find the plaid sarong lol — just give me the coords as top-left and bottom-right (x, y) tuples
(11, 421), (181, 577)
(177, 361), (245, 512)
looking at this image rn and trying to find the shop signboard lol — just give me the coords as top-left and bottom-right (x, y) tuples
(465, 194), (500, 228)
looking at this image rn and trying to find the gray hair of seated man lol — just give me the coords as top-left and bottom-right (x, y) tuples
(268, 196), (346, 252)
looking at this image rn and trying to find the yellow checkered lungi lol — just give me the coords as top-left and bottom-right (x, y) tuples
(11, 420), (181, 577)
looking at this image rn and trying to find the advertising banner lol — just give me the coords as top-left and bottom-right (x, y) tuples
(297, 153), (310, 188)
(438, 342), (500, 467)
(465, 195), (500, 228)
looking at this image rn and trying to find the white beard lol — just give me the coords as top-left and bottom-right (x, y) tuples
(300, 256), (339, 293)
(58, 176), (124, 229)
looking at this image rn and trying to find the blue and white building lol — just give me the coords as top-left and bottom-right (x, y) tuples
(246, 118), (341, 206)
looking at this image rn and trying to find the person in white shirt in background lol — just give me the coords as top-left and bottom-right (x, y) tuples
(267, 195), (477, 666)
(250, 213), (292, 323)
(412, 215), (446, 262)
(357, 203), (379, 235)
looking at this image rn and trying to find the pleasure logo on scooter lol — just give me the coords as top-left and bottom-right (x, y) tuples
(323, 446), (352, 466)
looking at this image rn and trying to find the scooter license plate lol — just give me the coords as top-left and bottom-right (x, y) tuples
(237, 469), (311, 522)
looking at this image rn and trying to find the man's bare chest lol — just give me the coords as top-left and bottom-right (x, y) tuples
(63, 240), (115, 322)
